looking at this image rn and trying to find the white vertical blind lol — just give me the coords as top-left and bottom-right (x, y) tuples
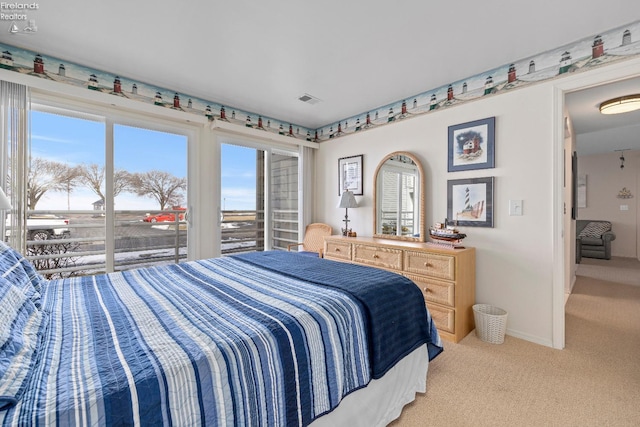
(0, 80), (29, 251)
(300, 145), (315, 232)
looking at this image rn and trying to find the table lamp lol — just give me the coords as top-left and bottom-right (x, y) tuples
(337, 190), (358, 236)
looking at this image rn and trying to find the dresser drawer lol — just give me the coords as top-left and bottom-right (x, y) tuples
(324, 240), (352, 261)
(404, 251), (455, 280)
(353, 244), (402, 270)
(404, 273), (455, 307)
(426, 302), (455, 334)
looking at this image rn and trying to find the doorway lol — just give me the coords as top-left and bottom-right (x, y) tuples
(558, 67), (640, 348)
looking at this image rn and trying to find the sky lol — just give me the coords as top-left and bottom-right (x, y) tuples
(221, 144), (256, 211)
(32, 110), (257, 211)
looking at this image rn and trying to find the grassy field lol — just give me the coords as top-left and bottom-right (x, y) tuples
(223, 214), (256, 222)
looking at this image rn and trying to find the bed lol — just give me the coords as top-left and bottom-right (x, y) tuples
(0, 242), (442, 426)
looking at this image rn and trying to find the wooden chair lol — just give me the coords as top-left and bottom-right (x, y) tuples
(287, 223), (333, 257)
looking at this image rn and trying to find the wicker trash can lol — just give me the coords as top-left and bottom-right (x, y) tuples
(473, 304), (508, 344)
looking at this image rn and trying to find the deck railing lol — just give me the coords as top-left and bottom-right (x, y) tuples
(18, 208), (296, 278)
(221, 210), (264, 255)
(23, 209), (188, 278)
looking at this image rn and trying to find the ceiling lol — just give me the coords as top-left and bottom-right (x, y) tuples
(1, 1), (639, 153)
(565, 76), (640, 156)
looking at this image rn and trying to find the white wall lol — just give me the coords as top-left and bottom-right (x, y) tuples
(316, 84), (557, 346)
(577, 150), (639, 258)
(316, 57), (640, 348)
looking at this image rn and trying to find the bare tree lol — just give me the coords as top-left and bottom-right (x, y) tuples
(58, 165), (84, 210)
(80, 163), (130, 201)
(129, 170), (186, 210)
(27, 158), (82, 209)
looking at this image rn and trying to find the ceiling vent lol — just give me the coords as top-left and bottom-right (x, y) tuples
(298, 93), (321, 105)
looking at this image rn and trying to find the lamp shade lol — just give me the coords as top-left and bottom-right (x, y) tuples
(337, 190), (358, 209)
(599, 94), (640, 115)
(0, 187), (12, 210)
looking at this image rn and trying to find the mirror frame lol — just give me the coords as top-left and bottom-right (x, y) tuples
(373, 151), (425, 242)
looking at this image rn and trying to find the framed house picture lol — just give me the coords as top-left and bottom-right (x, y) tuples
(447, 177), (494, 227)
(448, 116), (495, 172)
(338, 154), (363, 195)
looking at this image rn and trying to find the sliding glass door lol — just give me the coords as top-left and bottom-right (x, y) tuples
(113, 124), (187, 270)
(26, 106), (189, 277)
(271, 150), (299, 251)
(220, 143), (299, 254)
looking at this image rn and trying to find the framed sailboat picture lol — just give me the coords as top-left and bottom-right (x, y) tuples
(447, 177), (494, 227)
(448, 117), (495, 172)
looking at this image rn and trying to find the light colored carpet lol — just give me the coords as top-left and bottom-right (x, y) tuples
(389, 270), (640, 426)
(576, 256), (640, 286)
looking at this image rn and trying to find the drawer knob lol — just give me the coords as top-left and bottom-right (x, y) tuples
(373, 254), (379, 259)
(423, 287), (431, 293)
(424, 262), (432, 267)
(335, 248), (341, 252)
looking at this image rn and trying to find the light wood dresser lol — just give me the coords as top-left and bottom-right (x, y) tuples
(323, 235), (476, 343)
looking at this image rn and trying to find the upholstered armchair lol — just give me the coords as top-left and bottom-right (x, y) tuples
(576, 220), (616, 262)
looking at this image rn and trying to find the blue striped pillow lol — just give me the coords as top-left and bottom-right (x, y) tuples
(0, 242), (44, 309)
(0, 275), (46, 410)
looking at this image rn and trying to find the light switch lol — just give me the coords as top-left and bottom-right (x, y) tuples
(509, 200), (523, 216)
(620, 205), (629, 211)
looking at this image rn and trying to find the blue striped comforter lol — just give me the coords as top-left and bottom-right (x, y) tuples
(1, 252), (441, 426)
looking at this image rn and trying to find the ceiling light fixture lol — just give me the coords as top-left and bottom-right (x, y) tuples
(614, 149), (628, 169)
(599, 94), (640, 115)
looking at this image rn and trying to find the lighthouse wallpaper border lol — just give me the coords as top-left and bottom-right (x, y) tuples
(0, 20), (638, 143)
(448, 116), (495, 172)
(447, 177), (495, 228)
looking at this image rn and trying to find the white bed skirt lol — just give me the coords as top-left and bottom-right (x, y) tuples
(310, 344), (428, 427)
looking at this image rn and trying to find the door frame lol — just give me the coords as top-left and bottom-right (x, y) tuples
(552, 57), (640, 349)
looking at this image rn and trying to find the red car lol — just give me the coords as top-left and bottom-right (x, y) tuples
(143, 208), (186, 223)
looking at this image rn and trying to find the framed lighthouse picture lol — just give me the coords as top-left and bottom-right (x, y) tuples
(447, 177), (494, 228)
(448, 116), (495, 172)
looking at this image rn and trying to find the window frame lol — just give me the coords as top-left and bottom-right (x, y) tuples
(21, 84), (313, 263)
(29, 92), (198, 272)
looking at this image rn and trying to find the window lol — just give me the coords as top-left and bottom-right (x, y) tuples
(221, 144), (262, 254)
(114, 124), (187, 270)
(220, 143), (299, 254)
(25, 104), (189, 277)
(8, 92), (309, 274)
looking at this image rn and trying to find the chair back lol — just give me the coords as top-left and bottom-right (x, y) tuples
(302, 223), (333, 253)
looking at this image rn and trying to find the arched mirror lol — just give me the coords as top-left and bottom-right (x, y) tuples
(373, 151), (425, 242)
